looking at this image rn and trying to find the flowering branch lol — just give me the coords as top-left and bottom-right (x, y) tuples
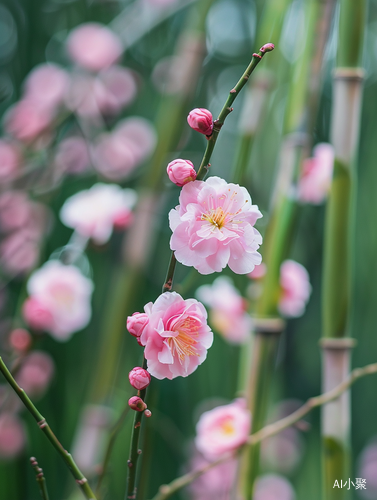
(0, 357), (97, 500)
(30, 457), (50, 500)
(149, 361), (377, 500)
(196, 43), (274, 181)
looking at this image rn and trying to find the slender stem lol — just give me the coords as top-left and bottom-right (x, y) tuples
(0, 357), (97, 500)
(126, 358), (148, 500)
(150, 361), (377, 500)
(30, 457), (50, 500)
(162, 253), (177, 293)
(196, 44), (274, 181)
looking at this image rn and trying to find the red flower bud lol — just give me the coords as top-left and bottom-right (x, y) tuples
(187, 108), (213, 136)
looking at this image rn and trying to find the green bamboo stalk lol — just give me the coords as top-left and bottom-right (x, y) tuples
(30, 457), (50, 500)
(238, 0), (336, 497)
(321, 0), (366, 497)
(0, 357), (97, 500)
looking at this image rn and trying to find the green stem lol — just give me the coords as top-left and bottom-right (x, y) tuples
(126, 359), (148, 500)
(30, 457), (50, 500)
(0, 357), (97, 500)
(162, 253), (177, 293)
(196, 44), (274, 181)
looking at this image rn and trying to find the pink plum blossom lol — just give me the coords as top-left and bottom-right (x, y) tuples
(128, 292), (213, 380)
(113, 117), (157, 164)
(4, 99), (53, 143)
(187, 108), (213, 136)
(66, 23), (123, 71)
(196, 276), (252, 344)
(0, 140), (22, 182)
(254, 474), (296, 500)
(54, 136), (90, 174)
(60, 183), (137, 244)
(169, 176), (263, 275)
(167, 159), (197, 186)
(279, 260), (311, 318)
(96, 66), (137, 114)
(92, 132), (137, 180)
(16, 351), (54, 398)
(23, 64), (70, 111)
(129, 367), (151, 390)
(0, 413), (26, 459)
(0, 191), (30, 232)
(23, 260), (94, 341)
(298, 143), (334, 204)
(9, 328), (32, 352)
(0, 230), (40, 275)
(195, 399), (250, 460)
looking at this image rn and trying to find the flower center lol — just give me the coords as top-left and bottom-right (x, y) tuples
(201, 206), (229, 229)
(167, 317), (200, 363)
(219, 417), (236, 435)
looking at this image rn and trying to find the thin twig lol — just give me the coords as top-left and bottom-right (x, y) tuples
(0, 357), (97, 500)
(30, 457), (50, 500)
(149, 361), (377, 500)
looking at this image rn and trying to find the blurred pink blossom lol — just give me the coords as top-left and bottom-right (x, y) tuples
(23, 260), (94, 341)
(248, 262), (267, 280)
(196, 276), (252, 344)
(0, 413), (26, 459)
(23, 296), (55, 331)
(187, 108), (213, 136)
(357, 438), (377, 498)
(169, 176), (263, 275)
(188, 451), (237, 500)
(298, 143), (334, 204)
(0, 191), (30, 232)
(167, 159), (197, 186)
(261, 427), (303, 474)
(113, 117), (157, 164)
(96, 66), (137, 114)
(60, 183), (137, 244)
(54, 136), (90, 174)
(66, 23), (123, 71)
(195, 399), (250, 460)
(128, 292), (213, 380)
(23, 63), (70, 111)
(4, 99), (53, 143)
(279, 260), (311, 318)
(0, 230), (40, 275)
(8, 328), (32, 352)
(92, 132), (137, 180)
(253, 474), (295, 500)
(65, 74), (103, 118)
(0, 140), (22, 183)
(16, 350), (54, 398)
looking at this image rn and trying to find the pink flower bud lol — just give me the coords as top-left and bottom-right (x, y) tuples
(260, 43), (275, 53)
(167, 159), (197, 187)
(129, 367), (151, 390)
(128, 396), (147, 412)
(187, 108), (213, 136)
(127, 312), (149, 341)
(144, 409), (152, 417)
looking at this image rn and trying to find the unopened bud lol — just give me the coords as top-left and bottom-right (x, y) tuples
(129, 367), (151, 390)
(167, 159), (197, 187)
(127, 312), (149, 344)
(128, 396), (147, 412)
(260, 43), (275, 53)
(144, 409), (152, 417)
(187, 108), (213, 136)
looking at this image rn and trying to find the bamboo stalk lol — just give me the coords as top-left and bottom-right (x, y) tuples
(321, 0), (365, 497)
(238, 0), (337, 497)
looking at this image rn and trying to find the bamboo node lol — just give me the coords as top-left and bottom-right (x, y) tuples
(252, 317), (286, 334)
(319, 338), (357, 349)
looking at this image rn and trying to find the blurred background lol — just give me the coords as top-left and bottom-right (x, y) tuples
(0, 0), (377, 499)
